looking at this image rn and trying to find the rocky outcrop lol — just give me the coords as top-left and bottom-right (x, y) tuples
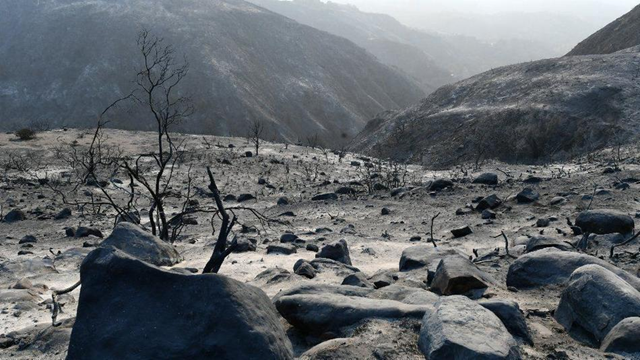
(100, 223), (181, 266)
(555, 265), (640, 346)
(68, 247), (293, 359)
(419, 296), (520, 359)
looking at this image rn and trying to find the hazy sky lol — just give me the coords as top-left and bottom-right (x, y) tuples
(326, 0), (637, 23)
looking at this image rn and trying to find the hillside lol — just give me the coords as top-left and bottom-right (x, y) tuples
(352, 48), (640, 168)
(568, 4), (640, 56)
(0, 0), (424, 145)
(248, 0), (558, 92)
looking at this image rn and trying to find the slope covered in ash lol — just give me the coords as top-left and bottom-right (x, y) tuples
(568, 4), (640, 56)
(0, 0), (424, 145)
(353, 48), (640, 168)
(248, 0), (555, 93)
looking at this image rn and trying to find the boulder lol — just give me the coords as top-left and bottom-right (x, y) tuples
(316, 239), (352, 266)
(274, 293), (432, 335)
(369, 284), (439, 305)
(419, 296), (519, 359)
(476, 194), (502, 211)
(280, 233), (298, 243)
(54, 208), (72, 220)
(429, 179), (453, 191)
(255, 268), (292, 285)
(276, 197), (289, 206)
(473, 173), (498, 186)
(267, 244), (297, 255)
(480, 299), (533, 345)
(312, 193), (338, 201)
(524, 236), (573, 253)
(507, 248), (640, 291)
(600, 317), (640, 355)
(75, 227), (104, 238)
(335, 187), (356, 195)
(342, 273), (374, 288)
(575, 210), (634, 235)
(516, 188), (539, 203)
(68, 247), (293, 359)
(233, 237), (257, 253)
(4, 209), (26, 223)
(430, 255), (493, 299)
(237, 193), (256, 202)
(99, 223), (181, 266)
(115, 211), (141, 224)
(19, 235), (37, 244)
(399, 246), (464, 281)
(555, 265), (640, 346)
(294, 261), (316, 279)
(451, 226), (473, 238)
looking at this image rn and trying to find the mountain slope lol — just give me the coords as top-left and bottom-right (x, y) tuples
(248, 0), (557, 93)
(568, 4), (640, 55)
(0, 0), (424, 145)
(353, 48), (640, 168)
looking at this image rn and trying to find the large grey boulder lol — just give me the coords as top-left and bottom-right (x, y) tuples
(399, 246), (465, 281)
(524, 235), (573, 253)
(506, 248), (640, 291)
(68, 248), (293, 360)
(419, 296), (520, 359)
(600, 317), (640, 356)
(575, 210), (634, 235)
(274, 293), (432, 335)
(473, 173), (499, 186)
(99, 223), (181, 266)
(480, 299), (533, 345)
(430, 255), (494, 299)
(555, 265), (640, 346)
(316, 239), (352, 266)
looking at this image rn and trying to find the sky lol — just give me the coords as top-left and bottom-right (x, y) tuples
(326, 0), (637, 24)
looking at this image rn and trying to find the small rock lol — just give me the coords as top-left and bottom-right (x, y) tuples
(473, 173), (499, 186)
(451, 226), (473, 238)
(342, 273), (374, 288)
(267, 244), (297, 255)
(516, 188), (539, 204)
(316, 239), (352, 266)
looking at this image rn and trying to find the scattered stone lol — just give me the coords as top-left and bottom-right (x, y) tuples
(550, 196), (567, 206)
(476, 194), (502, 211)
(68, 248), (293, 359)
(99, 223), (181, 266)
(312, 193), (338, 201)
(507, 248), (640, 291)
(4, 209), (26, 223)
(482, 209), (497, 219)
(473, 173), (499, 186)
(75, 227), (104, 238)
(381, 207), (391, 216)
(342, 273), (374, 288)
(267, 244), (297, 255)
(399, 246), (464, 282)
(65, 227), (75, 237)
(254, 268), (291, 284)
(277, 197), (289, 206)
(524, 236), (572, 253)
(306, 244), (319, 252)
(237, 193), (256, 202)
(335, 187), (356, 195)
(294, 261), (316, 279)
(316, 239), (352, 266)
(280, 233), (299, 243)
(233, 237), (257, 253)
(429, 179), (453, 191)
(575, 209), (634, 235)
(600, 317), (640, 355)
(19, 235), (37, 244)
(10, 278), (33, 290)
(516, 188), (539, 203)
(419, 296), (519, 360)
(275, 292), (432, 336)
(54, 208), (72, 220)
(223, 194), (237, 202)
(536, 218), (550, 227)
(451, 226), (473, 238)
(430, 255), (492, 299)
(480, 299), (533, 345)
(555, 265), (640, 345)
(279, 211), (295, 217)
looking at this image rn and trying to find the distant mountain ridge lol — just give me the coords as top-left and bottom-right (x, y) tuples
(248, 0), (559, 93)
(352, 48), (640, 168)
(568, 4), (640, 56)
(0, 0), (424, 145)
